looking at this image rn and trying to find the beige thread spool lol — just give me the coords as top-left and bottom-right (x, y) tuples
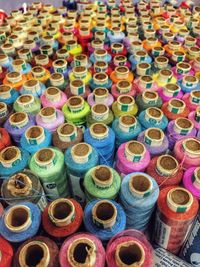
(129, 173), (153, 198)
(18, 48), (32, 61)
(174, 118), (193, 135)
(190, 90), (200, 105)
(39, 107), (57, 123)
(93, 73), (108, 85)
(156, 155), (179, 176)
(168, 99), (186, 114)
(48, 198), (75, 227)
(155, 56), (169, 70)
(163, 32), (175, 42)
(6, 72), (22, 84)
(0, 102), (8, 118)
(158, 69), (172, 83)
(125, 140), (146, 162)
(139, 75), (153, 89)
(136, 63), (151, 76)
(50, 73), (65, 87)
(71, 143), (92, 164)
(145, 107), (163, 124)
(91, 165), (113, 188)
(66, 40), (77, 51)
(7, 172), (33, 197)
(0, 146), (22, 168)
(142, 91), (158, 104)
(144, 29), (156, 39)
(95, 31), (106, 41)
(144, 128), (164, 147)
(9, 112), (29, 129)
(23, 40), (36, 50)
(94, 49), (107, 61)
(93, 88), (109, 104)
(0, 54), (9, 66)
(35, 148), (56, 169)
(90, 123), (109, 140)
(70, 80), (85, 96)
(32, 66), (46, 79)
(130, 41), (143, 52)
(57, 123), (78, 142)
(16, 94), (35, 111)
(163, 83), (180, 97)
(117, 95), (135, 112)
(0, 85), (12, 100)
(114, 55), (127, 66)
(185, 36), (197, 47)
(94, 61), (108, 73)
(40, 44), (53, 56)
(119, 115), (137, 132)
(74, 54), (88, 67)
(53, 59), (67, 73)
(73, 66), (87, 80)
(116, 80), (132, 94)
(134, 51), (147, 62)
(25, 126), (45, 145)
(172, 51), (185, 62)
(188, 46), (200, 59)
(176, 62), (191, 75)
(45, 87), (61, 102)
(56, 48), (69, 59)
(182, 75), (198, 89)
(68, 96), (85, 113)
(115, 66), (129, 80)
(182, 138), (200, 158)
(91, 104), (109, 121)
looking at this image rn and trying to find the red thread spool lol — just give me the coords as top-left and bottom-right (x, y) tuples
(161, 99), (189, 120)
(146, 155), (183, 188)
(154, 186), (199, 254)
(13, 236), (59, 267)
(0, 128), (11, 151)
(42, 198), (83, 239)
(0, 237), (13, 267)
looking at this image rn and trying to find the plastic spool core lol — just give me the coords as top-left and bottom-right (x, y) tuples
(175, 118), (193, 133)
(115, 241), (145, 267)
(125, 141), (145, 162)
(90, 123), (108, 139)
(129, 174), (152, 197)
(68, 96), (84, 111)
(4, 205), (31, 232)
(18, 94), (33, 105)
(71, 143), (92, 164)
(119, 115), (136, 132)
(68, 238), (96, 267)
(26, 126), (43, 139)
(0, 85), (11, 96)
(7, 172), (32, 196)
(58, 123), (77, 142)
(40, 106), (56, 123)
(93, 88), (108, 102)
(146, 107), (162, 122)
(35, 148), (55, 167)
(183, 138), (200, 157)
(92, 166), (113, 188)
(118, 95), (134, 106)
(190, 90), (200, 103)
(142, 91), (158, 103)
(157, 155), (178, 176)
(167, 188), (193, 213)
(117, 80), (131, 93)
(48, 198), (75, 227)
(0, 146), (21, 167)
(145, 128), (164, 146)
(24, 80), (39, 90)
(0, 102), (7, 114)
(165, 84), (180, 96)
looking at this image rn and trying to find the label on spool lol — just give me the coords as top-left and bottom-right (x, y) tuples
(154, 247), (192, 267)
(37, 191), (48, 211)
(69, 174), (85, 204)
(43, 182), (59, 199)
(180, 215), (200, 266)
(154, 213), (171, 248)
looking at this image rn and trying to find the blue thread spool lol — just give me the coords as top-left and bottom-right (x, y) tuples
(0, 146), (30, 178)
(20, 125), (52, 154)
(0, 202), (41, 243)
(136, 90), (163, 112)
(120, 172), (159, 231)
(65, 142), (99, 205)
(84, 199), (126, 242)
(0, 85), (19, 105)
(84, 123), (115, 167)
(112, 115), (142, 148)
(20, 80), (46, 97)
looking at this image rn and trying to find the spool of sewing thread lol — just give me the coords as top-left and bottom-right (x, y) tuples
(41, 87), (67, 110)
(3, 71), (27, 91)
(182, 90), (200, 112)
(13, 94), (41, 115)
(87, 88), (114, 108)
(29, 147), (69, 199)
(116, 141), (151, 176)
(53, 123), (83, 152)
(162, 98), (190, 120)
(180, 214), (200, 266)
(112, 95), (138, 118)
(0, 237), (13, 267)
(158, 83), (183, 103)
(179, 75), (199, 93)
(13, 236), (59, 267)
(0, 146), (30, 178)
(46, 73), (68, 91)
(154, 186), (199, 254)
(174, 137), (200, 169)
(42, 198), (83, 239)
(154, 247), (192, 267)
(65, 143), (99, 204)
(0, 102), (13, 126)
(147, 154), (183, 188)
(138, 107), (168, 131)
(84, 123), (115, 166)
(1, 170), (47, 211)
(21, 79), (46, 97)
(106, 229), (154, 267)
(120, 172), (159, 230)
(183, 167), (200, 200)
(84, 199), (126, 242)
(0, 128), (11, 151)
(0, 84), (19, 105)
(136, 90), (163, 112)
(4, 112), (35, 144)
(36, 106), (65, 132)
(90, 72), (112, 90)
(86, 104), (114, 127)
(112, 115), (142, 147)
(20, 125), (52, 154)
(167, 118), (197, 150)
(111, 80), (136, 100)
(188, 106), (200, 130)
(59, 232), (106, 267)
(84, 165), (121, 201)
(62, 96), (90, 126)
(65, 79), (91, 100)
(137, 128), (169, 156)
(0, 202), (41, 243)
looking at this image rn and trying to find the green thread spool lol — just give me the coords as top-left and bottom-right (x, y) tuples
(86, 104), (114, 127)
(29, 147), (69, 200)
(112, 95), (138, 117)
(84, 165), (121, 201)
(13, 94), (41, 115)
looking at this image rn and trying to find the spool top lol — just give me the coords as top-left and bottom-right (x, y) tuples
(71, 143), (92, 164)
(90, 123), (108, 139)
(145, 127), (164, 141)
(146, 107), (163, 120)
(68, 96), (84, 110)
(0, 146), (21, 167)
(92, 165), (113, 188)
(35, 148), (55, 166)
(7, 172), (32, 196)
(167, 187), (193, 213)
(142, 91), (158, 102)
(129, 174), (152, 198)
(182, 138), (200, 157)
(157, 155), (178, 176)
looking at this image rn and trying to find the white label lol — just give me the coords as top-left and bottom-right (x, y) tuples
(154, 248), (192, 267)
(69, 174), (85, 204)
(43, 182), (59, 199)
(154, 212), (171, 248)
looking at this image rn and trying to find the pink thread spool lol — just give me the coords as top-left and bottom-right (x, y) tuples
(40, 87), (67, 109)
(111, 80), (136, 100)
(134, 76), (159, 94)
(87, 88), (114, 107)
(115, 140), (150, 176)
(188, 106), (200, 130)
(158, 83), (183, 103)
(183, 167), (200, 200)
(182, 90), (200, 112)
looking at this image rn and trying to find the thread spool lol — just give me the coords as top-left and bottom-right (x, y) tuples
(36, 106), (64, 132)
(29, 147), (69, 199)
(158, 83), (183, 102)
(112, 95), (138, 118)
(53, 123), (83, 152)
(0, 202), (41, 243)
(0, 237), (13, 267)
(84, 165), (121, 201)
(13, 94), (41, 115)
(41, 87), (67, 110)
(90, 72), (112, 90)
(0, 146), (30, 178)
(21, 79), (46, 97)
(0, 84), (19, 105)
(147, 155), (183, 188)
(3, 71), (26, 91)
(47, 73), (67, 91)
(86, 104), (114, 127)
(112, 115), (142, 147)
(88, 88), (114, 108)
(84, 199), (126, 241)
(154, 186), (199, 254)
(65, 143), (99, 204)
(120, 172), (159, 230)
(13, 236), (59, 267)
(174, 138), (200, 168)
(188, 106), (200, 130)
(162, 98), (189, 120)
(116, 141), (150, 176)
(42, 198), (83, 239)
(136, 91), (162, 112)
(0, 102), (13, 126)
(59, 232), (105, 267)
(180, 75), (199, 93)
(1, 170), (47, 211)
(183, 167), (200, 200)
(106, 230), (153, 267)
(138, 107), (168, 131)
(110, 66), (134, 83)
(182, 90), (200, 112)
(28, 66), (50, 84)
(0, 128), (11, 152)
